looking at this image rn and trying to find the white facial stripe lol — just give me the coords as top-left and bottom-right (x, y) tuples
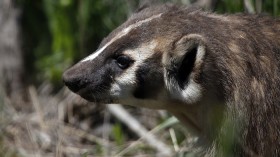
(109, 40), (158, 96)
(116, 40), (158, 84)
(81, 13), (162, 62)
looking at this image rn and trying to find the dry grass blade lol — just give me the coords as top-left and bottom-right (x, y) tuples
(26, 122), (41, 157)
(244, 0), (255, 13)
(29, 86), (46, 129)
(62, 124), (109, 146)
(169, 128), (179, 152)
(116, 116), (179, 156)
(107, 104), (173, 156)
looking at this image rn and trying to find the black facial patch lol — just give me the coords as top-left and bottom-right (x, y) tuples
(177, 46), (197, 89)
(63, 54), (129, 102)
(133, 53), (164, 99)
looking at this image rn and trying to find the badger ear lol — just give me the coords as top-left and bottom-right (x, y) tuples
(163, 34), (206, 103)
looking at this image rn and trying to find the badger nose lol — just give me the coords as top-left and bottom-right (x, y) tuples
(62, 68), (87, 93)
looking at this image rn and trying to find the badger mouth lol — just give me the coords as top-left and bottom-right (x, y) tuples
(75, 87), (114, 104)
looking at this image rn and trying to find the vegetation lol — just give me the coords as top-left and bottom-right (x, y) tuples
(0, 0), (279, 156)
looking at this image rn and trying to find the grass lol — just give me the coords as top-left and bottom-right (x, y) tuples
(0, 84), (198, 156)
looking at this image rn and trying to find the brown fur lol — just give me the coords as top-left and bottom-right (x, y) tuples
(125, 4), (280, 156)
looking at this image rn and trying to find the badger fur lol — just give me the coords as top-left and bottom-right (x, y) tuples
(63, 3), (280, 156)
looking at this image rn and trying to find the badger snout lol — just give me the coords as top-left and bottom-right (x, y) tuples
(62, 61), (93, 94)
(62, 60), (115, 102)
(63, 67), (89, 93)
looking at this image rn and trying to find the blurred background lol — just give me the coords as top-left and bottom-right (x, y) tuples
(0, 0), (279, 156)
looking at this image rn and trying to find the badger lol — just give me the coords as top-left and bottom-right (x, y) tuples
(63, 3), (280, 156)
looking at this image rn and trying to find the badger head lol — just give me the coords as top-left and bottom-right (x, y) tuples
(63, 4), (209, 111)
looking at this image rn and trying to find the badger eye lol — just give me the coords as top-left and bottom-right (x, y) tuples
(116, 55), (132, 69)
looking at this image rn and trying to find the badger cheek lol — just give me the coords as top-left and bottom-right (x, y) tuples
(109, 66), (138, 99)
(109, 81), (136, 100)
